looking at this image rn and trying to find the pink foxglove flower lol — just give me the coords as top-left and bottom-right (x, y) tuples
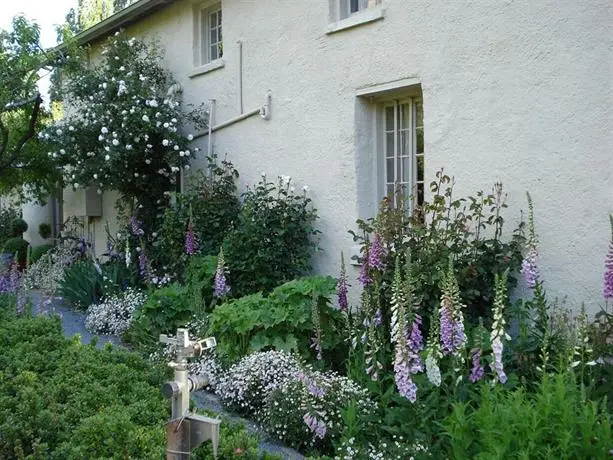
(368, 233), (386, 271)
(359, 248), (372, 286)
(337, 252), (349, 311)
(184, 221), (196, 255)
(604, 215), (613, 300)
(521, 192), (539, 289)
(214, 248), (230, 298)
(469, 348), (485, 383)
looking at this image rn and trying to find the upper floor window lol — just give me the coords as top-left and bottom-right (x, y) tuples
(381, 97), (424, 208)
(340, 0), (380, 19)
(196, 3), (223, 67)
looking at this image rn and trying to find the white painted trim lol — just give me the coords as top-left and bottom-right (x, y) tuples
(188, 59), (225, 78)
(327, 6), (384, 34)
(356, 77), (421, 98)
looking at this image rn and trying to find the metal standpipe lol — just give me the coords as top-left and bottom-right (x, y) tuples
(160, 328), (221, 459)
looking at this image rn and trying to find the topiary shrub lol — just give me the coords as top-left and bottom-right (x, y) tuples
(38, 223), (52, 239)
(30, 244), (54, 264)
(2, 237), (29, 265)
(10, 218), (28, 237)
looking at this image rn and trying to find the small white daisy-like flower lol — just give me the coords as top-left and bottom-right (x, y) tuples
(162, 139), (169, 146)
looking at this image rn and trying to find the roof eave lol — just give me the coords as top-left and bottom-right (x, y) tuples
(71, 0), (173, 46)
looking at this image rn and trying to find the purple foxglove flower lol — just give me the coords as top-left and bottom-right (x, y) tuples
(604, 216), (613, 300)
(440, 301), (455, 355)
(521, 247), (539, 289)
(368, 234), (386, 271)
(408, 315), (424, 353)
(337, 253), (349, 311)
(373, 309), (382, 326)
(138, 251), (148, 277)
(469, 348), (485, 383)
(314, 420), (327, 439)
(395, 346), (417, 402)
(184, 222), (196, 255)
(491, 337), (507, 384)
(214, 248), (230, 298)
(307, 379), (325, 398)
(130, 215), (140, 235)
(359, 254), (372, 286)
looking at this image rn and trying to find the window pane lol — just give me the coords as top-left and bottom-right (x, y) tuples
(417, 183), (424, 206)
(350, 0), (360, 13)
(397, 157), (402, 183)
(210, 45), (218, 61)
(218, 23), (222, 41)
(200, 10), (208, 64)
(400, 103), (410, 130)
(415, 98), (423, 127)
(386, 158), (394, 182)
(416, 127), (424, 154)
(399, 131), (410, 156)
(211, 27), (217, 43)
(385, 133), (394, 158)
(402, 157), (411, 183)
(417, 155), (424, 181)
(218, 9), (222, 25)
(386, 184), (395, 200)
(385, 106), (394, 131)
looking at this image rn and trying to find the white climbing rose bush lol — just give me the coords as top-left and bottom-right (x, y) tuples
(44, 32), (205, 216)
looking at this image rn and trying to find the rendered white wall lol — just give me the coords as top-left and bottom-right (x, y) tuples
(55, 0), (612, 314)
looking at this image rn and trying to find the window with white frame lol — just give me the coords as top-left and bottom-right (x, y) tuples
(195, 3), (223, 67)
(339, 0), (380, 20)
(381, 97), (424, 208)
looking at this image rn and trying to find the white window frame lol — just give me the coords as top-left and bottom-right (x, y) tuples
(193, 2), (223, 70)
(328, 0), (383, 33)
(378, 96), (424, 210)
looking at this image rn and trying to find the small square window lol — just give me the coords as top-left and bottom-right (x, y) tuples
(339, 0), (380, 20)
(195, 3), (223, 67)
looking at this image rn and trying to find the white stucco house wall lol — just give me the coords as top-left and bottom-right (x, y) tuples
(25, 0), (612, 315)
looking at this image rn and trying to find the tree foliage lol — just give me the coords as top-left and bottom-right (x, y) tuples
(0, 17), (64, 201)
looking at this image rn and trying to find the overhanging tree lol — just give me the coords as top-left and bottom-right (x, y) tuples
(0, 16), (65, 201)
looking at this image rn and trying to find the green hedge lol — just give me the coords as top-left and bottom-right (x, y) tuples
(0, 296), (280, 459)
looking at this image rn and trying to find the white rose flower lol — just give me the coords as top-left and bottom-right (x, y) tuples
(142, 115), (150, 122)
(163, 122), (169, 128)
(93, 174), (98, 179)
(162, 139), (169, 146)
(112, 139), (119, 146)
(102, 82), (108, 89)
(187, 134), (194, 141)
(74, 183), (79, 188)
(179, 151), (185, 157)
(145, 159), (151, 164)
(105, 154), (111, 161)
(173, 145), (179, 151)
(101, 127), (108, 134)
(56, 129), (63, 135)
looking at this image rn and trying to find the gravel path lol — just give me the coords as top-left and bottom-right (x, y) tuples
(27, 290), (304, 460)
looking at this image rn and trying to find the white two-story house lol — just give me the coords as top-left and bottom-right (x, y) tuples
(24, 0), (613, 314)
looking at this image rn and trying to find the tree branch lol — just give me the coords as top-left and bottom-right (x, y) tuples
(0, 92), (42, 174)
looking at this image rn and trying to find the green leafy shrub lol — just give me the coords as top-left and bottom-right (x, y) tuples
(57, 260), (103, 310)
(151, 157), (240, 279)
(10, 218), (28, 236)
(0, 299), (275, 459)
(223, 175), (319, 297)
(2, 236), (29, 264)
(38, 222), (52, 239)
(125, 283), (194, 349)
(185, 254), (218, 312)
(444, 372), (612, 459)
(30, 243), (54, 263)
(0, 305), (169, 459)
(209, 276), (346, 365)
